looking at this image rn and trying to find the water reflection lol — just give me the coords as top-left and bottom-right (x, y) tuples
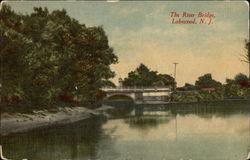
(103, 113), (249, 160)
(1, 102), (249, 160)
(1, 120), (114, 160)
(104, 100), (134, 118)
(124, 116), (172, 130)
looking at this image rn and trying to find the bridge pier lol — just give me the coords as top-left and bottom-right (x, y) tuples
(134, 92), (143, 102)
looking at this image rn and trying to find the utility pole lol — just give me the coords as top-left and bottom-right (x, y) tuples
(173, 62), (178, 88)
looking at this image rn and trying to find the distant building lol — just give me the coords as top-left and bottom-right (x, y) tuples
(200, 88), (216, 91)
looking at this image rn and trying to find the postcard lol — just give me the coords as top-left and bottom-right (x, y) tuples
(0, 1), (249, 160)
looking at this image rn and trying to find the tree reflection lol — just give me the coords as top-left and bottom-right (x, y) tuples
(168, 101), (250, 119)
(1, 119), (114, 160)
(124, 116), (172, 130)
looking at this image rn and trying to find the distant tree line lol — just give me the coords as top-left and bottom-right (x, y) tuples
(121, 63), (249, 102)
(0, 5), (117, 110)
(172, 73), (249, 102)
(173, 38), (250, 102)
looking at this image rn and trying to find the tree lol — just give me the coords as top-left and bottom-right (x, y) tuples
(234, 73), (249, 88)
(0, 5), (118, 108)
(242, 39), (250, 78)
(122, 64), (175, 87)
(100, 80), (116, 88)
(226, 73), (249, 88)
(195, 73), (222, 89)
(224, 83), (248, 99)
(183, 83), (196, 90)
(234, 73), (248, 81)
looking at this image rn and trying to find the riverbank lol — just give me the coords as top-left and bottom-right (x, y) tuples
(0, 105), (114, 136)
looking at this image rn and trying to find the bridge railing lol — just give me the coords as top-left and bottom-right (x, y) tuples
(101, 86), (172, 92)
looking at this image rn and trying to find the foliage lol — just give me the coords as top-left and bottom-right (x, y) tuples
(234, 73), (248, 82)
(226, 73), (249, 88)
(122, 64), (175, 87)
(183, 83), (196, 90)
(171, 91), (200, 102)
(224, 73), (249, 99)
(224, 83), (248, 99)
(0, 5), (117, 108)
(172, 72), (249, 102)
(195, 73), (222, 89)
(172, 88), (224, 103)
(100, 80), (116, 88)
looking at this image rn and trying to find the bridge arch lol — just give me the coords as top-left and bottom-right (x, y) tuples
(105, 94), (135, 102)
(103, 94), (135, 108)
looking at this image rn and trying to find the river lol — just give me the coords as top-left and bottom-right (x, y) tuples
(1, 101), (249, 160)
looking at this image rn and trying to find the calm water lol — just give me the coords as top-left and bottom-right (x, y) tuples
(1, 102), (250, 160)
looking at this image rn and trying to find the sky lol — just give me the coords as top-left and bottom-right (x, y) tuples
(3, 1), (249, 86)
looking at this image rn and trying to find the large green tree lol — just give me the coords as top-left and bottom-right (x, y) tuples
(122, 64), (175, 87)
(0, 5), (117, 107)
(195, 73), (222, 89)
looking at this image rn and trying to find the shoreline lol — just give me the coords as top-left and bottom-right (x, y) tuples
(0, 105), (114, 136)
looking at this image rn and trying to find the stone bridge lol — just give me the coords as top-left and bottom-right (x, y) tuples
(101, 87), (172, 104)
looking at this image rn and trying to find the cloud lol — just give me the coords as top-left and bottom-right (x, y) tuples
(109, 25), (191, 50)
(111, 6), (139, 16)
(145, 5), (168, 20)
